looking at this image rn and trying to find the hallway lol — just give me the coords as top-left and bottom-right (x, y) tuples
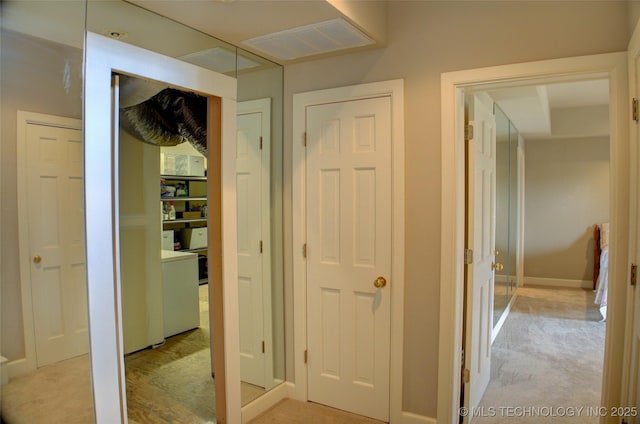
(473, 286), (605, 423)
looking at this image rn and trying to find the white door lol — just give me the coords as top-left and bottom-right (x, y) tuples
(306, 96), (392, 421)
(236, 101), (273, 388)
(463, 93), (496, 421)
(26, 122), (88, 367)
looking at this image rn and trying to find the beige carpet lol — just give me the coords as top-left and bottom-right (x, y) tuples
(247, 399), (385, 424)
(473, 286), (605, 423)
(1, 286), (604, 423)
(0, 354), (94, 424)
(1, 285), (264, 423)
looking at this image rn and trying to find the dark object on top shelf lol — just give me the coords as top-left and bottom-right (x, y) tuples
(121, 87), (208, 156)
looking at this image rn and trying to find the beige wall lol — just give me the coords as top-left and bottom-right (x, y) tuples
(630, 0), (640, 35)
(1, 30), (83, 361)
(524, 137), (610, 282)
(0, 1), (632, 419)
(283, 1), (628, 417)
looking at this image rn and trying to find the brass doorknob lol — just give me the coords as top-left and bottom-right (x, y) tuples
(374, 276), (387, 288)
(491, 262), (504, 271)
(33, 255), (42, 264)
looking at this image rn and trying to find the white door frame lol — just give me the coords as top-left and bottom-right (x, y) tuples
(15, 111), (82, 377)
(292, 79), (405, 422)
(438, 52), (629, 424)
(237, 98), (275, 388)
(84, 32), (240, 423)
(621, 21), (640, 414)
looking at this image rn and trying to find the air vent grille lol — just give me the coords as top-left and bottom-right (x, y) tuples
(243, 18), (374, 61)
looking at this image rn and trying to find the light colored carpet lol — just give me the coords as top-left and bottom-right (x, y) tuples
(473, 285), (605, 423)
(0, 354), (94, 423)
(1, 284), (264, 423)
(247, 399), (385, 424)
(1, 286), (604, 424)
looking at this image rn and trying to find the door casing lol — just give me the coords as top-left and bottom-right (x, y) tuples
(84, 32), (240, 423)
(621, 21), (640, 417)
(438, 52), (629, 424)
(291, 79), (405, 422)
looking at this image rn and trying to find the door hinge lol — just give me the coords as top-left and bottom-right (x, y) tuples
(304, 349), (308, 364)
(259, 240), (263, 254)
(463, 368), (470, 383)
(464, 249), (473, 265)
(262, 340), (265, 353)
(303, 132), (308, 147)
(633, 98), (639, 123)
(631, 264), (637, 286)
(260, 136), (263, 150)
(465, 124), (474, 141)
(302, 243), (308, 258)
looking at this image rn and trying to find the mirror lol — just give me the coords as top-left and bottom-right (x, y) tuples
(0, 1), (93, 422)
(236, 49), (285, 402)
(2, 1), (284, 419)
(85, 0), (285, 418)
(493, 103), (520, 330)
(507, 119), (519, 304)
(118, 76), (217, 422)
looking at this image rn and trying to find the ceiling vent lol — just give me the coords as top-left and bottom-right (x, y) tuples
(180, 47), (261, 74)
(242, 18), (374, 61)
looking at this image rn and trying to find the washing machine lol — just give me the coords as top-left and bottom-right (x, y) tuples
(161, 250), (200, 338)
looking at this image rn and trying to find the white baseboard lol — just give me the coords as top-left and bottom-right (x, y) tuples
(492, 290), (518, 343)
(6, 356), (35, 380)
(523, 276), (592, 289)
(400, 411), (437, 424)
(494, 274), (516, 284)
(0, 356), (8, 385)
(241, 381), (292, 423)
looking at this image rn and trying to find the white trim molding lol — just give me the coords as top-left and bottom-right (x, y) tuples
(620, 19), (640, 415)
(438, 52), (629, 424)
(84, 32), (240, 423)
(241, 381), (294, 422)
(523, 276), (593, 289)
(400, 411), (438, 424)
(491, 290), (518, 344)
(292, 79), (405, 422)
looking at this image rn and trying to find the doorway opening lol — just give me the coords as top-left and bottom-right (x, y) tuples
(460, 80), (611, 421)
(438, 52), (629, 424)
(84, 32), (241, 423)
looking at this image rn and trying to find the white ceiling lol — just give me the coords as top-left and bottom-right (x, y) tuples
(125, 0), (385, 64)
(488, 79), (610, 140)
(3, 0), (611, 140)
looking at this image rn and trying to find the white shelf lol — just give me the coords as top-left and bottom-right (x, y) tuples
(161, 175), (206, 181)
(161, 176), (208, 263)
(161, 197), (207, 202)
(174, 247), (208, 253)
(163, 218), (207, 225)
